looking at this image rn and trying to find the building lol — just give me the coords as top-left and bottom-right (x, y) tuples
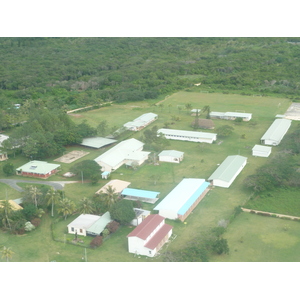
(67, 212), (112, 237)
(0, 152), (8, 161)
(96, 179), (131, 195)
(80, 137), (117, 149)
(0, 134), (9, 147)
(123, 113), (158, 131)
(252, 145), (272, 157)
(16, 160), (60, 179)
(208, 155), (247, 188)
(94, 138), (150, 172)
(154, 178), (210, 221)
(158, 150), (184, 163)
(130, 208), (151, 226)
(191, 109), (201, 116)
(127, 214), (173, 257)
(121, 188), (160, 204)
(260, 118), (292, 146)
(0, 200), (23, 211)
(210, 111), (252, 121)
(157, 128), (217, 144)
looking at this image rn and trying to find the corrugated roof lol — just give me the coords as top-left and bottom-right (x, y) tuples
(210, 111), (252, 119)
(16, 160), (60, 174)
(144, 223), (173, 250)
(86, 212), (112, 235)
(252, 145), (272, 153)
(0, 200), (23, 211)
(154, 178), (209, 213)
(121, 188), (160, 199)
(124, 113), (157, 129)
(208, 155), (247, 182)
(80, 137), (117, 149)
(127, 214), (165, 240)
(261, 119), (292, 143)
(158, 150), (184, 158)
(158, 128), (217, 140)
(67, 214), (100, 229)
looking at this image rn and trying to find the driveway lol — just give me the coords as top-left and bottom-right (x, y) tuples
(0, 179), (78, 192)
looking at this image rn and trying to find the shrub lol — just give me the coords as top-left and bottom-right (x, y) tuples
(90, 236), (103, 248)
(106, 221), (119, 233)
(31, 218), (41, 227)
(102, 228), (110, 238)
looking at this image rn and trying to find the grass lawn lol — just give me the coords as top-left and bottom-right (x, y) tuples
(1, 91), (298, 262)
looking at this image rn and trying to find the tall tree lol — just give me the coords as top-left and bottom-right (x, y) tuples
(45, 187), (61, 217)
(78, 197), (94, 214)
(29, 186), (42, 208)
(202, 105), (211, 119)
(103, 186), (119, 210)
(1, 246), (14, 262)
(0, 200), (13, 231)
(57, 198), (76, 220)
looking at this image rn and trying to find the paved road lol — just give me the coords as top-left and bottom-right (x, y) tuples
(0, 179), (78, 192)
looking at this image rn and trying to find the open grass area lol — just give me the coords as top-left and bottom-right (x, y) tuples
(1, 92), (299, 262)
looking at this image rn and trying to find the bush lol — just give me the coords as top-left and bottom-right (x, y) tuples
(31, 218), (41, 227)
(106, 221), (119, 233)
(90, 235), (103, 248)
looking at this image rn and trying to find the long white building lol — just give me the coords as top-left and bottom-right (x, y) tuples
(157, 128), (217, 144)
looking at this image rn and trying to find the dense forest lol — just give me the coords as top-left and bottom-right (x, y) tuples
(1, 37), (300, 114)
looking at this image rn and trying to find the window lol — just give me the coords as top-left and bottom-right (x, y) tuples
(71, 227), (74, 232)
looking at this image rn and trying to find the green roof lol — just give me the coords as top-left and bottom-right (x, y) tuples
(208, 155), (247, 182)
(261, 119), (292, 144)
(86, 212), (112, 235)
(16, 160), (60, 174)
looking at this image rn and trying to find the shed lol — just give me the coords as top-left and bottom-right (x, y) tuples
(130, 208), (151, 226)
(208, 155), (247, 188)
(121, 188), (160, 203)
(127, 214), (173, 257)
(80, 137), (117, 149)
(252, 145), (272, 157)
(154, 178), (210, 221)
(158, 150), (184, 163)
(261, 118), (292, 146)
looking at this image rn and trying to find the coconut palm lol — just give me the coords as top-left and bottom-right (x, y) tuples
(45, 187), (61, 217)
(103, 185), (119, 209)
(202, 105), (211, 119)
(1, 246), (14, 262)
(78, 197), (94, 214)
(0, 199), (13, 230)
(29, 185), (42, 208)
(57, 198), (76, 220)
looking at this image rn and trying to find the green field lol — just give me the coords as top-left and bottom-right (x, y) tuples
(2, 91), (300, 262)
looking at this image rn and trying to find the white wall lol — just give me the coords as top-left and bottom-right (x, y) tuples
(67, 226), (87, 236)
(128, 236), (157, 257)
(159, 155), (181, 163)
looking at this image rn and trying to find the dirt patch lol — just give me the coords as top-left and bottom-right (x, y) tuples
(54, 150), (89, 163)
(284, 102), (300, 120)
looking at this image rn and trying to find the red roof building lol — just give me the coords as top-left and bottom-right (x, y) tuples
(127, 214), (173, 257)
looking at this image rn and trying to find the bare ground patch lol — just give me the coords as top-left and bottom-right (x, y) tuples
(54, 150), (90, 163)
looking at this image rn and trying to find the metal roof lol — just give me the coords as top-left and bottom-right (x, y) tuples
(154, 178), (209, 214)
(252, 144), (272, 153)
(210, 111), (252, 119)
(124, 113), (157, 129)
(80, 137), (117, 148)
(208, 155), (247, 182)
(67, 214), (100, 230)
(96, 179), (131, 194)
(261, 118), (292, 143)
(121, 188), (160, 199)
(86, 212), (112, 235)
(158, 150), (184, 158)
(16, 160), (60, 174)
(157, 128), (217, 140)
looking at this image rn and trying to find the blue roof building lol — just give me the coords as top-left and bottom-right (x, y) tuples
(154, 178), (210, 221)
(121, 188), (160, 204)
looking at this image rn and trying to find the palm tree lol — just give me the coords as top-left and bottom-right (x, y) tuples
(185, 103), (192, 114)
(1, 246), (14, 262)
(0, 199), (13, 231)
(103, 185), (119, 210)
(45, 187), (61, 217)
(78, 197), (94, 214)
(57, 198), (76, 220)
(29, 185), (42, 208)
(202, 105), (211, 119)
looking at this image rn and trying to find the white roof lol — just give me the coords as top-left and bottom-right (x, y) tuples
(158, 128), (217, 140)
(261, 119), (292, 142)
(67, 214), (100, 229)
(252, 145), (272, 153)
(94, 138), (144, 168)
(124, 113), (157, 128)
(80, 137), (117, 148)
(0, 134), (9, 147)
(154, 178), (208, 214)
(210, 111), (252, 119)
(158, 150), (184, 158)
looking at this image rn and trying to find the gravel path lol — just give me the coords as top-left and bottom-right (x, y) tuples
(0, 179), (78, 192)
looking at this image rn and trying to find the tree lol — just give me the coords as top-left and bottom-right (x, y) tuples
(57, 198), (76, 220)
(1, 246), (14, 262)
(102, 185), (119, 210)
(109, 200), (135, 225)
(210, 238), (229, 255)
(0, 199), (13, 230)
(45, 187), (61, 217)
(216, 125), (234, 137)
(185, 103), (192, 114)
(202, 105), (211, 119)
(2, 162), (14, 176)
(28, 185), (42, 208)
(78, 197), (94, 214)
(97, 120), (108, 136)
(70, 160), (101, 181)
(90, 236), (103, 248)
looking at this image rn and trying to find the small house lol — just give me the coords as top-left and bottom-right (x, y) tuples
(158, 150), (184, 163)
(127, 214), (173, 257)
(130, 208), (151, 226)
(252, 145), (272, 157)
(16, 160), (60, 179)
